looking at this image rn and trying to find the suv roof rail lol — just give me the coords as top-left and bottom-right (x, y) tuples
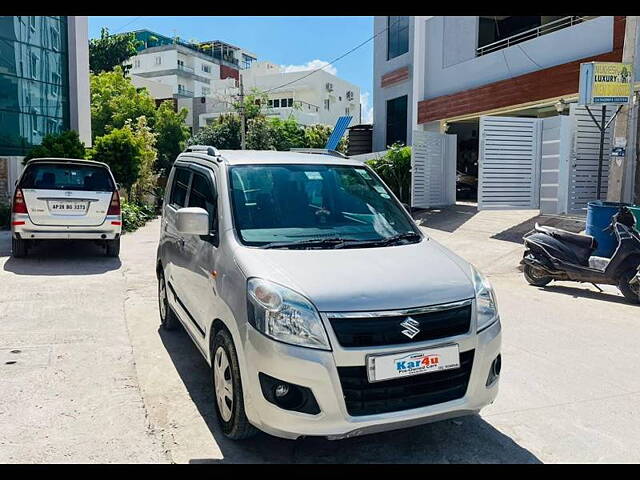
(289, 148), (349, 159)
(184, 145), (221, 157)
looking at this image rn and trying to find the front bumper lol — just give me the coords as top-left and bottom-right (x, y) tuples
(11, 213), (121, 240)
(242, 317), (501, 440)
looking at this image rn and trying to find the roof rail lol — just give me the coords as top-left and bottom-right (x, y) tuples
(184, 145), (221, 157)
(289, 148), (348, 159)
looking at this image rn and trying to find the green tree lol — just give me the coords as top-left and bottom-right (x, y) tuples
(90, 66), (157, 140)
(188, 114), (241, 150)
(89, 124), (143, 195)
(366, 143), (412, 203)
(154, 101), (190, 176)
(127, 116), (158, 203)
(23, 130), (86, 164)
(89, 28), (141, 74)
(303, 124), (347, 153)
(246, 116), (275, 150)
(269, 116), (305, 151)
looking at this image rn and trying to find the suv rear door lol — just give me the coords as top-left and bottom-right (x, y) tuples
(19, 161), (116, 226)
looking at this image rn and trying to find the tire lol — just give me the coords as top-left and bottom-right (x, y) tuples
(158, 270), (179, 330)
(12, 237), (28, 258)
(523, 263), (553, 287)
(618, 269), (640, 305)
(212, 329), (257, 440)
(105, 238), (120, 257)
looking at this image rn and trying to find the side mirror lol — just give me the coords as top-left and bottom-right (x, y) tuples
(176, 207), (209, 235)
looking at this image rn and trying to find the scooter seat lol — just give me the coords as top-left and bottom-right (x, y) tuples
(534, 224), (598, 250)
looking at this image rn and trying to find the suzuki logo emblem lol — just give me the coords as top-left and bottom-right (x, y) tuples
(400, 318), (420, 339)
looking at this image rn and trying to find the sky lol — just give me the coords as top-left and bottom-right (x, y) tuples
(89, 16), (375, 123)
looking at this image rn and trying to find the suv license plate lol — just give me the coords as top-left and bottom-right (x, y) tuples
(366, 344), (460, 383)
(49, 201), (88, 214)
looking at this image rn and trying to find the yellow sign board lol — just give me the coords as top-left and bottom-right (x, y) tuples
(579, 62), (633, 105)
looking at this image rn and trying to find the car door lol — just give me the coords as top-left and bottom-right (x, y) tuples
(180, 166), (221, 345)
(162, 165), (192, 311)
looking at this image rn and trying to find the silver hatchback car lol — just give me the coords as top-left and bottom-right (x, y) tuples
(157, 146), (502, 440)
(11, 158), (122, 258)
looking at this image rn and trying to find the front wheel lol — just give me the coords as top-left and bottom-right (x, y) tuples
(618, 269), (640, 304)
(523, 263), (552, 287)
(212, 329), (257, 440)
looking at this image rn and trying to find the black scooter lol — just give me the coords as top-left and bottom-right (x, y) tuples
(521, 206), (640, 304)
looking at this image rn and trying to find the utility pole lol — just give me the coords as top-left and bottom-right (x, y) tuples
(239, 73), (246, 150)
(608, 16), (638, 202)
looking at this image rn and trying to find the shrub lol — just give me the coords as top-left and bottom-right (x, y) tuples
(121, 200), (156, 233)
(366, 143), (412, 204)
(23, 130), (86, 164)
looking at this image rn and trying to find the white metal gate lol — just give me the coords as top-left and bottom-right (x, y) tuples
(567, 104), (615, 214)
(478, 116), (542, 210)
(411, 130), (456, 208)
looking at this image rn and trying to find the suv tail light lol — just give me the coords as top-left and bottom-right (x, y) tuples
(12, 188), (28, 214)
(107, 190), (121, 216)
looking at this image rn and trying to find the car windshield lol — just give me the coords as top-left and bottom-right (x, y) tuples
(20, 163), (114, 192)
(228, 163), (421, 248)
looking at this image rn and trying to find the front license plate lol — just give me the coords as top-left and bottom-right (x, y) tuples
(49, 201), (88, 215)
(367, 344), (460, 383)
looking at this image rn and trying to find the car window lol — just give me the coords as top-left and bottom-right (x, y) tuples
(19, 163), (114, 191)
(187, 171), (217, 233)
(169, 167), (191, 208)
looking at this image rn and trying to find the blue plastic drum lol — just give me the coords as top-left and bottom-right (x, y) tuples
(586, 201), (629, 258)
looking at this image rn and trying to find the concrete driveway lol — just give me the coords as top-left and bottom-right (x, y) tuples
(1, 206), (639, 463)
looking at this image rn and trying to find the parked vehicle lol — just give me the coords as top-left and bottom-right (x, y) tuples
(157, 146), (502, 440)
(10, 158), (122, 258)
(521, 206), (640, 304)
(456, 170), (478, 200)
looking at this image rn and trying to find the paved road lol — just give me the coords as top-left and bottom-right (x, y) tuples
(1, 207), (639, 463)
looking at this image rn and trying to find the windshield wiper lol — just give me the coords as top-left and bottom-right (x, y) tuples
(341, 232), (422, 248)
(262, 237), (354, 249)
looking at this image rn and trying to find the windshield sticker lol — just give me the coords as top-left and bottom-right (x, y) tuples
(304, 171), (323, 180)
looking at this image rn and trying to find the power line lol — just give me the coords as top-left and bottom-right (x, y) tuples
(113, 16), (144, 33)
(262, 17), (403, 94)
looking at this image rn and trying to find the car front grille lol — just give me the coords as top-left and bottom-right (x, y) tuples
(337, 349), (474, 416)
(327, 301), (472, 348)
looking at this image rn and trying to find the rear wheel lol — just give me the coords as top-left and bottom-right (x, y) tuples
(618, 269), (640, 304)
(158, 270), (179, 330)
(105, 238), (120, 257)
(11, 237), (28, 258)
(523, 264), (552, 287)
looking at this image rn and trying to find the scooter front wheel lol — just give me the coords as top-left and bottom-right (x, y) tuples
(618, 269), (640, 304)
(523, 264), (553, 287)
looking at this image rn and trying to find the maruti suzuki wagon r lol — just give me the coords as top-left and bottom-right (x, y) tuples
(156, 146), (502, 440)
(11, 158), (122, 258)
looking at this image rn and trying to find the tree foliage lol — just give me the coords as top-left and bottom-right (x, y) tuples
(303, 124), (348, 153)
(90, 66), (157, 139)
(89, 28), (141, 74)
(366, 143), (412, 204)
(23, 130), (86, 164)
(154, 101), (190, 175)
(188, 114), (241, 150)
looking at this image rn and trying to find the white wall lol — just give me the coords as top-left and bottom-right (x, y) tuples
(67, 16), (91, 146)
(130, 74), (173, 98)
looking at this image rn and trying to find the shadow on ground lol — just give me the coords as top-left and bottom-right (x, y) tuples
(412, 204), (478, 233)
(537, 283), (633, 306)
(491, 215), (586, 244)
(2, 238), (121, 275)
(159, 325), (542, 464)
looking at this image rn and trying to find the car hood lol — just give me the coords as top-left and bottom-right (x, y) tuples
(233, 237), (475, 312)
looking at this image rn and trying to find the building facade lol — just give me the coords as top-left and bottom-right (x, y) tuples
(0, 15), (90, 200)
(373, 16), (639, 211)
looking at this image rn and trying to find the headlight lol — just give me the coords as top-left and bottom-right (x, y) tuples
(247, 278), (331, 350)
(470, 265), (499, 332)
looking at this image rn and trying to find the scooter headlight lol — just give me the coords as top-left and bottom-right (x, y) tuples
(470, 265), (499, 332)
(247, 278), (331, 351)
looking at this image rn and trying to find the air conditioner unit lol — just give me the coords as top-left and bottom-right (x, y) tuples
(326, 82), (334, 92)
(346, 91), (354, 101)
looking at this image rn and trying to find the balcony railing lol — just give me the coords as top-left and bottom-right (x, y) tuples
(177, 64), (195, 74)
(176, 88), (194, 97)
(476, 16), (598, 56)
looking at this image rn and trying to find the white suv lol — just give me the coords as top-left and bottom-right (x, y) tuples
(10, 158), (122, 257)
